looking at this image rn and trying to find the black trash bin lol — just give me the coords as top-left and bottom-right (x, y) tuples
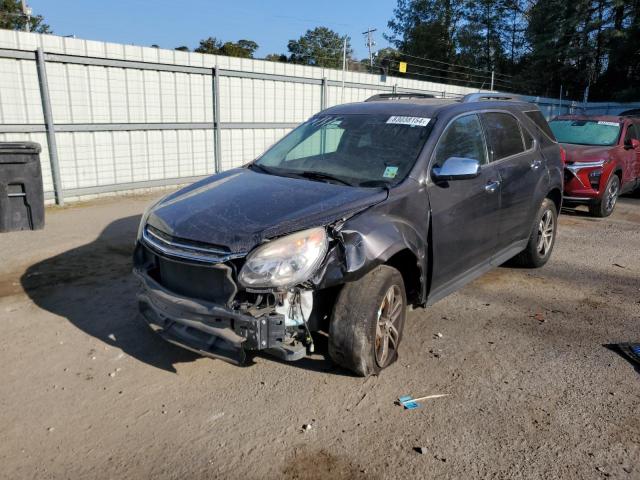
(0, 142), (45, 232)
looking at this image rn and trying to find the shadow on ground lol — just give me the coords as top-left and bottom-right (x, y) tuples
(561, 193), (640, 219)
(20, 215), (199, 373)
(19, 214), (350, 375)
(604, 344), (640, 376)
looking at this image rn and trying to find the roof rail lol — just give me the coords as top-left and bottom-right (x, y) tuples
(462, 93), (523, 103)
(619, 108), (640, 117)
(365, 93), (436, 102)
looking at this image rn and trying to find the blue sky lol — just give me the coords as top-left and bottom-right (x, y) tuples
(31, 0), (394, 59)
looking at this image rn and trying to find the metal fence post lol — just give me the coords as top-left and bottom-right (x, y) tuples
(321, 77), (327, 110)
(212, 66), (222, 174)
(35, 47), (64, 205)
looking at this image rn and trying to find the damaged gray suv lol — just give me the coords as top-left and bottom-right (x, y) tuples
(134, 93), (563, 376)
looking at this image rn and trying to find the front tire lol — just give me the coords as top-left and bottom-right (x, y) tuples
(511, 197), (558, 268)
(328, 265), (406, 376)
(589, 174), (620, 217)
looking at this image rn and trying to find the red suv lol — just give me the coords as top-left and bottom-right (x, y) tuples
(548, 115), (640, 217)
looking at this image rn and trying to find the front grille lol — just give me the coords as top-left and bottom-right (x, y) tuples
(156, 254), (237, 304)
(142, 225), (244, 263)
(138, 242), (238, 305)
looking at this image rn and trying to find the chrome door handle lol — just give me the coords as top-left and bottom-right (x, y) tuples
(531, 159), (543, 170)
(485, 180), (500, 193)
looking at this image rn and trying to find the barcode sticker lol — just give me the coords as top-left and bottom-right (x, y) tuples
(386, 116), (431, 127)
(597, 121), (619, 127)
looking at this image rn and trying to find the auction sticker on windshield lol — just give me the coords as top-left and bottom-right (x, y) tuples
(597, 121), (619, 127)
(386, 116), (431, 127)
(383, 166), (399, 178)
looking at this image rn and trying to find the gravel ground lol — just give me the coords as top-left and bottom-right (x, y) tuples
(0, 192), (639, 480)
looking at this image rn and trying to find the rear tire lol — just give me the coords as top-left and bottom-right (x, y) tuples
(589, 174), (620, 217)
(511, 197), (557, 268)
(328, 265), (406, 377)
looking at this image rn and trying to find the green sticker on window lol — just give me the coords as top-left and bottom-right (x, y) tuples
(383, 166), (398, 178)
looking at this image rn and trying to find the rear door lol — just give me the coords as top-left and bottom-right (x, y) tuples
(481, 111), (541, 253)
(427, 113), (501, 295)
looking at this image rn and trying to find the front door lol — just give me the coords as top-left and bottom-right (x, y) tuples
(624, 123), (640, 185)
(427, 113), (501, 296)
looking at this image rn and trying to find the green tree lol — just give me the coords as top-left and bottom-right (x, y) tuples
(462, 0), (508, 72)
(175, 46), (190, 52)
(386, 0), (640, 98)
(219, 39), (258, 58)
(386, 0), (464, 67)
(371, 47), (401, 74)
(0, 0), (51, 33)
(264, 53), (288, 62)
(287, 27), (352, 68)
(194, 36), (223, 54)
(194, 37), (259, 58)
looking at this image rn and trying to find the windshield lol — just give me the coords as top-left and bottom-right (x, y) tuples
(549, 119), (621, 146)
(253, 114), (433, 187)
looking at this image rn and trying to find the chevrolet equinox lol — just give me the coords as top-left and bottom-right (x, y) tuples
(133, 93), (563, 376)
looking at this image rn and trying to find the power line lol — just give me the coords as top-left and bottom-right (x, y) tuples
(387, 58), (512, 85)
(398, 51), (513, 79)
(372, 63), (512, 90)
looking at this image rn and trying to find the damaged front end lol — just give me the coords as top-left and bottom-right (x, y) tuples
(133, 179), (425, 366)
(133, 223), (339, 365)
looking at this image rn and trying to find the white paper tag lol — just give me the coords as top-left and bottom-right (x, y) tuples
(597, 121), (619, 127)
(386, 116), (431, 127)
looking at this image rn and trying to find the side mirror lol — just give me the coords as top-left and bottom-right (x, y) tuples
(432, 157), (481, 181)
(624, 138), (640, 150)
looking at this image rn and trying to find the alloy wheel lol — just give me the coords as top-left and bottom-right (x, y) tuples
(536, 209), (554, 256)
(375, 285), (403, 367)
(605, 177), (619, 213)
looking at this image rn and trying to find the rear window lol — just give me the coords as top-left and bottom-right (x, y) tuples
(525, 110), (556, 141)
(482, 112), (525, 161)
(549, 119), (621, 146)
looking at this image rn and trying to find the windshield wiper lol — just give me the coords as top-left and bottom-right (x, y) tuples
(295, 171), (354, 187)
(248, 163), (274, 174)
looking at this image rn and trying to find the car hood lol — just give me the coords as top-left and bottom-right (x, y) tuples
(146, 168), (387, 253)
(560, 143), (613, 163)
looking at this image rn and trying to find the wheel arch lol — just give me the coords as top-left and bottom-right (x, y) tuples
(385, 248), (423, 307)
(613, 168), (623, 183)
(546, 187), (562, 213)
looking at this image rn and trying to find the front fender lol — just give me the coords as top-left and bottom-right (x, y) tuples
(339, 215), (424, 273)
(310, 206), (428, 293)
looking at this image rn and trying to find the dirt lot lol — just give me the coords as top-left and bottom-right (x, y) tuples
(0, 192), (639, 480)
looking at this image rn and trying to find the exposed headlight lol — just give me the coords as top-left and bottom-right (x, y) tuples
(239, 227), (328, 288)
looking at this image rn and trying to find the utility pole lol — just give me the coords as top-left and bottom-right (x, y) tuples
(362, 27), (377, 72)
(20, 0), (31, 32)
(490, 70), (495, 91)
(558, 84), (563, 116)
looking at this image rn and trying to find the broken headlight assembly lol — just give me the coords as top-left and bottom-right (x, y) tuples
(239, 227), (328, 288)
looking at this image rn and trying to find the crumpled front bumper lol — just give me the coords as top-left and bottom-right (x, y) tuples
(133, 269), (286, 365)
